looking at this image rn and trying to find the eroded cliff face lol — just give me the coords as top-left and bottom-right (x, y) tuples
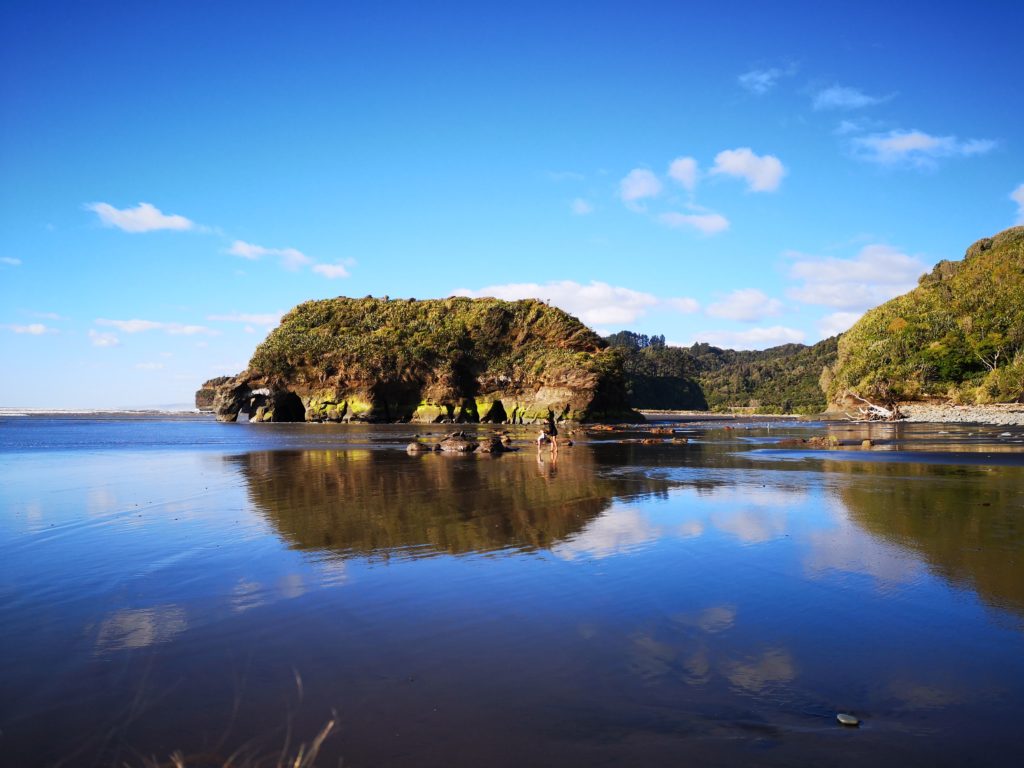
(195, 376), (232, 411)
(200, 297), (640, 424)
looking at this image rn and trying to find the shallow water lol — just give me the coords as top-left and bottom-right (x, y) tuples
(1, 416), (1023, 767)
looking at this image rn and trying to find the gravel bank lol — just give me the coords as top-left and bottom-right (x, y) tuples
(900, 403), (1024, 425)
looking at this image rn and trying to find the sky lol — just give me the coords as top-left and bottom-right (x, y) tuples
(1, 0), (1022, 408)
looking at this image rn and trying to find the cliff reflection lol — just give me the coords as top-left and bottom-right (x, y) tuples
(230, 448), (675, 559)
(830, 460), (1024, 615)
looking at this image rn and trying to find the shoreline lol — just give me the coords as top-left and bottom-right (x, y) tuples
(643, 404), (1024, 426)
(897, 403), (1024, 426)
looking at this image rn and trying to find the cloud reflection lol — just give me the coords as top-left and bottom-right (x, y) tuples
(95, 606), (187, 653)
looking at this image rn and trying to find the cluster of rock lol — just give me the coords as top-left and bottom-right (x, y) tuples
(899, 403), (1024, 425)
(406, 431), (515, 454)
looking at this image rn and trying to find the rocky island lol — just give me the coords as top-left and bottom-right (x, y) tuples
(198, 296), (640, 424)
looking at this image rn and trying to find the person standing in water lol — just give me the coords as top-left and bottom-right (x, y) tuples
(536, 412), (558, 453)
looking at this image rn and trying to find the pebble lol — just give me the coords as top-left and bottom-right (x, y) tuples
(900, 404), (1024, 426)
(836, 713), (860, 727)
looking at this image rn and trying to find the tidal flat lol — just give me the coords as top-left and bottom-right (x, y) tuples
(1, 416), (1023, 767)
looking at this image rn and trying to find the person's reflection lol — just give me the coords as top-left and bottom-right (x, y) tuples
(536, 448), (559, 478)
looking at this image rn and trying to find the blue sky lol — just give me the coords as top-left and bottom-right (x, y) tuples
(2, 0), (1022, 408)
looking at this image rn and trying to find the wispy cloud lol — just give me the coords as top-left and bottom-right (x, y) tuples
(89, 330), (120, 347)
(570, 198), (594, 215)
(667, 156), (699, 192)
(659, 211), (730, 235)
(1011, 183), (1024, 224)
(227, 240), (311, 270)
(451, 280), (698, 327)
(311, 263), (350, 279)
(207, 312), (283, 327)
(818, 311), (862, 337)
(852, 129), (996, 167)
(665, 297), (700, 314)
(619, 168), (662, 208)
(86, 202), (194, 233)
(696, 326), (805, 350)
(95, 318), (216, 335)
(710, 148), (786, 192)
(135, 362), (165, 371)
(0, 256), (21, 266)
(2, 323), (54, 335)
(787, 244), (926, 310)
(813, 84), (888, 110)
(737, 67), (790, 95)
(707, 289), (783, 322)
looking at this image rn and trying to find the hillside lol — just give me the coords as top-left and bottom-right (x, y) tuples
(204, 296), (638, 423)
(826, 226), (1024, 405)
(605, 332), (837, 413)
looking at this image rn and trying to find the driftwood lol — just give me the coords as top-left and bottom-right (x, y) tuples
(845, 392), (903, 421)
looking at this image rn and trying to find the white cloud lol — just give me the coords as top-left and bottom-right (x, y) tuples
(312, 262), (350, 279)
(659, 211), (730, 235)
(818, 311), (863, 337)
(813, 84), (886, 110)
(787, 244), (926, 310)
(737, 68), (784, 95)
(710, 148), (786, 192)
(707, 289), (783, 322)
(207, 312), (283, 327)
(30, 311), (61, 320)
(3, 323), (52, 335)
(1011, 183), (1024, 224)
(227, 240), (312, 270)
(852, 129), (996, 167)
(696, 326), (805, 350)
(86, 202), (194, 233)
(0, 256), (21, 266)
(667, 156), (699, 191)
(570, 198), (593, 215)
(96, 318), (215, 335)
(89, 330), (120, 347)
(619, 168), (662, 207)
(451, 280), (696, 327)
(665, 297), (700, 314)
(135, 362), (165, 371)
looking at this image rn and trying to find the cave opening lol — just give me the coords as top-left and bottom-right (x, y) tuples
(275, 392), (306, 422)
(480, 400), (507, 423)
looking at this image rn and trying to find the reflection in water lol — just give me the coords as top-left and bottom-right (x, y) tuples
(3, 420), (1024, 767)
(725, 648), (796, 694)
(826, 460), (1024, 614)
(231, 448), (675, 559)
(95, 606), (187, 653)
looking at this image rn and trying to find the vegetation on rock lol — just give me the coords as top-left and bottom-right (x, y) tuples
(826, 226), (1024, 405)
(209, 296), (638, 423)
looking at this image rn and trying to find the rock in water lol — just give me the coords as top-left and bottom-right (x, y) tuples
(836, 713), (860, 727)
(475, 435), (507, 453)
(439, 431), (479, 453)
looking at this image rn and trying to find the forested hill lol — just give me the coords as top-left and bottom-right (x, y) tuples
(605, 331), (839, 414)
(826, 226), (1024, 406)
